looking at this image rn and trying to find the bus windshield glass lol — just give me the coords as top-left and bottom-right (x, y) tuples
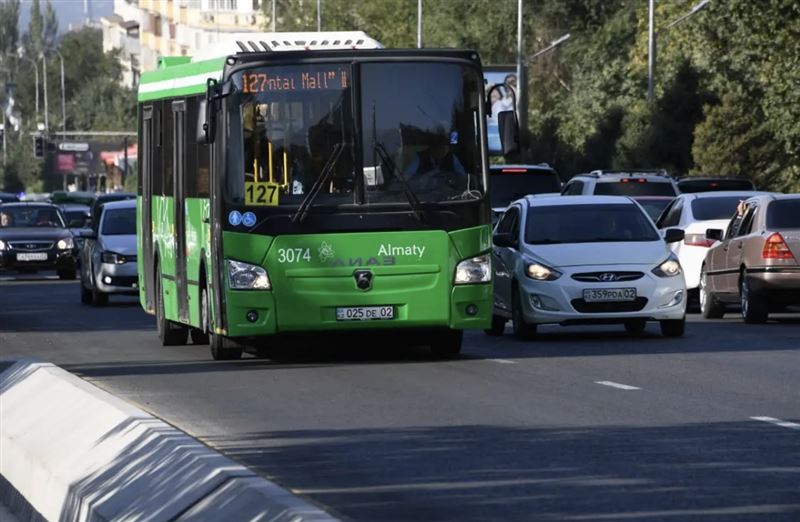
(225, 62), (485, 209)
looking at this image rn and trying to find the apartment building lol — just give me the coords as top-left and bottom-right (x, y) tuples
(102, 0), (266, 87)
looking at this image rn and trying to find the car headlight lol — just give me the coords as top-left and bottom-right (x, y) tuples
(57, 238), (74, 250)
(101, 251), (126, 264)
(0, 239), (5, 251)
(227, 259), (271, 290)
(652, 255), (682, 277)
(454, 254), (491, 284)
(525, 262), (561, 281)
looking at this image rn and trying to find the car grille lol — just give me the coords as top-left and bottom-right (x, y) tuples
(8, 241), (54, 251)
(107, 276), (138, 287)
(571, 297), (648, 313)
(571, 271), (644, 282)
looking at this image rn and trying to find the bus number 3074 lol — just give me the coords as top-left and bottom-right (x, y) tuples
(277, 248), (311, 263)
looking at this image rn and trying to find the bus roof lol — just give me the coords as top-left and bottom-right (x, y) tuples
(138, 31), (381, 103)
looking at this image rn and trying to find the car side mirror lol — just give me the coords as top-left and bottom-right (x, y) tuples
(196, 98), (211, 144)
(706, 228), (723, 242)
(664, 228), (685, 244)
(493, 232), (517, 248)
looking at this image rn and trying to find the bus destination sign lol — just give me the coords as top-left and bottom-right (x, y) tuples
(241, 68), (349, 94)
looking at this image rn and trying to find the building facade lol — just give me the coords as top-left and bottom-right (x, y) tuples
(102, 0), (266, 87)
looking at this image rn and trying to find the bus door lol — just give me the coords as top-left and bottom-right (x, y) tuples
(172, 100), (189, 322)
(141, 106), (156, 312)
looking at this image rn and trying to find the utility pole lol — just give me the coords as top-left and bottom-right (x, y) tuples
(647, 0), (656, 103)
(271, 0), (276, 32)
(41, 55), (49, 133)
(52, 50), (66, 136)
(417, 0), (422, 48)
(317, 0), (321, 31)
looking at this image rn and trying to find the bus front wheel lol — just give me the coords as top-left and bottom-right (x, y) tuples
(430, 329), (463, 359)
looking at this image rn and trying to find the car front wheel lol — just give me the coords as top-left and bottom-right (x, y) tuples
(512, 288), (537, 341)
(699, 266), (725, 319)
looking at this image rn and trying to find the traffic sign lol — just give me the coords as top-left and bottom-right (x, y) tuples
(58, 142), (90, 152)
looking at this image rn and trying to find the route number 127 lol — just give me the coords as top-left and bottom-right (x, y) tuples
(245, 181), (280, 206)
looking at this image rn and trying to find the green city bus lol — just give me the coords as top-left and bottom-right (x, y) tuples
(136, 31), (510, 360)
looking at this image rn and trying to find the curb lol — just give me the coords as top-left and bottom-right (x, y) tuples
(0, 358), (337, 522)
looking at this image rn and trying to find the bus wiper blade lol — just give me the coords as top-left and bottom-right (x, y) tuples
(292, 143), (345, 224)
(373, 142), (426, 224)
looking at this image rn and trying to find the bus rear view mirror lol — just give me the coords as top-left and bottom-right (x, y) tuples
(498, 110), (520, 157)
(197, 98), (211, 143)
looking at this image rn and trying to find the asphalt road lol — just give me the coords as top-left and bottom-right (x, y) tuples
(2, 274), (800, 521)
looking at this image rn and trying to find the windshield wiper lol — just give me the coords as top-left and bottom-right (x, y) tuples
(291, 143), (345, 224)
(373, 141), (426, 224)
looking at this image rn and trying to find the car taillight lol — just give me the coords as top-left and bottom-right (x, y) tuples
(762, 232), (796, 260)
(684, 234), (715, 247)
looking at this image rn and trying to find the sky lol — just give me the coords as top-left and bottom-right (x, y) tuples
(18, 0), (114, 34)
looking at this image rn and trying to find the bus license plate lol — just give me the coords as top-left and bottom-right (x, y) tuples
(17, 253), (48, 262)
(336, 306), (394, 321)
(583, 288), (637, 302)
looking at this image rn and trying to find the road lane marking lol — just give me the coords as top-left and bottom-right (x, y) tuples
(595, 380), (641, 390)
(751, 416), (800, 431)
(488, 359), (517, 364)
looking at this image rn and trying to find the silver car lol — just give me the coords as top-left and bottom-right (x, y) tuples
(79, 199), (138, 306)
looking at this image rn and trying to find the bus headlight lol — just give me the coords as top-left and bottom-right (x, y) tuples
(454, 254), (491, 285)
(227, 259), (271, 290)
(57, 238), (74, 250)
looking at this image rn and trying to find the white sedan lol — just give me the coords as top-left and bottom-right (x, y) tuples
(655, 191), (768, 295)
(489, 195), (687, 339)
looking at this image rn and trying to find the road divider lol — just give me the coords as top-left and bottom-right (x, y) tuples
(0, 358), (337, 522)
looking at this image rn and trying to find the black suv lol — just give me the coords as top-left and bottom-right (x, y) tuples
(0, 203), (77, 279)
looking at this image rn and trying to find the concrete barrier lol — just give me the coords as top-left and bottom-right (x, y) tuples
(0, 358), (337, 522)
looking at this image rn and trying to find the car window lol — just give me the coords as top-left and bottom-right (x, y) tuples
(496, 206), (519, 235)
(659, 199), (683, 228)
(489, 169), (561, 207)
(562, 180), (583, 195)
(690, 197), (750, 221)
(594, 180), (677, 197)
(101, 208), (137, 236)
(525, 204), (660, 244)
(0, 206), (66, 228)
(678, 179), (756, 193)
(735, 206), (757, 237)
(767, 200), (800, 229)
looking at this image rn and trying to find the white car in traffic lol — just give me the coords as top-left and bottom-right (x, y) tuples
(655, 191), (768, 295)
(489, 195), (687, 338)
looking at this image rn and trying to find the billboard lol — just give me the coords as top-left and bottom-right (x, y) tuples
(483, 65), (518, 155)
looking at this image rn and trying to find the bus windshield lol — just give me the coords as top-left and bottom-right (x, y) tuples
(225, 62), (485, 209)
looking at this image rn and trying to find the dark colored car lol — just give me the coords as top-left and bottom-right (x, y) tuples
(633, 196), (675, 222)
(59, 204), (93, 265)
(89, 192), (136, 223)
(489, 164), (562, 222)
(0, 192), (20, 203)
(0, 203), (77, 279)
(677, 177), (756, 193)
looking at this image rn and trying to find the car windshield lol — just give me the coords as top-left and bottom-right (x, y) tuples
(225, 62), (485, 208)
(526, 204), (660, 244)
(635, 198), (672, 222)
(101, 208), (136, 235)
(490, 170), (561, 207)
(595, 181), (676, 197)
(679, 179), (755, 193)
(0, 206), (65, 228)
(691, 197), (746, 220)
(64, 209), (89, 226)
(767, 200), (800, 229)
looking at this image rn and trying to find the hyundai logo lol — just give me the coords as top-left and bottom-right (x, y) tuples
(353, 270), (373, 291)
(599, 273), (618, 282)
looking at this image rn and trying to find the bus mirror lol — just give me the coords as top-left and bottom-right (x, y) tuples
(197, 98), (212, 143)
(498, 110), (520, 156)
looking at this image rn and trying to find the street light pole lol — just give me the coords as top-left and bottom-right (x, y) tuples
(530, 33), (571, 61)
(648, 0), (710, 103)
(271, 0), (276, 31)
(40, 55), (49, 133)
(648, 0), (655, 103)
(52, 50), (66, 136)
(317, 0), (321, 31)
(516, 0), (523, 115)
(417, 0), (422, 48)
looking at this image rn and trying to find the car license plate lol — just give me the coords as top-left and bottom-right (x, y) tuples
(336, 306), (394, 321)
(16, 253), (48, 262)
(583, 288), (637, 302)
